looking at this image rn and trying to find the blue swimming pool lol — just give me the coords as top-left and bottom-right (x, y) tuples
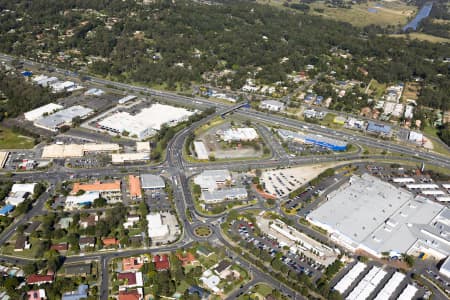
(403, 2), (433, 32)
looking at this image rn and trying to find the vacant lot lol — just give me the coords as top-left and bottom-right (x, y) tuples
(402, 82), (421, 101)
(309, 1), (416, 27)
(0, 126), (35, 149)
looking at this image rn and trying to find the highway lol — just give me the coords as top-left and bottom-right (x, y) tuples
(0, 52), (449, 299)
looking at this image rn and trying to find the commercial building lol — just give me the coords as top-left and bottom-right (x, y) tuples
(42, 143), (120, 158)
(71, 180), (122, 203)
(118, 95), (137, 104)
(373, 272), (406, 300)
(140, 174), (165, 190)
(111, 152), (149, 164)
(0, 151), (9, 169)
(24, 103), (63, 121)
(136, 142), (150, 153)
(11, 183), (36, 194)
(366, 121), (392, 136)
(65, 192), (100, 210)
(259, 100), (285, 112)
(439, 256), (450, 278)
(393, 177), (415, 183)
(34, 105), (93, 132)
(397, 284), (418, 300)
(278, 129), (347, 151)
(97, 104), (194, 139)
(202, 188), (247, 204)
(346, 266), (387, 300)
(194, 170), (231, 192)
(218, 127), (259, 142)
(307, 173), (450, 259)
(6, 190), (30, 206)
(194, 141), (209, 160)
(146, 213), (169, 240)
(334, 262), (367, 294)
(128, 175), (142, 200)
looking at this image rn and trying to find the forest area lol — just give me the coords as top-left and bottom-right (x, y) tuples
(0, 0), (448, 143)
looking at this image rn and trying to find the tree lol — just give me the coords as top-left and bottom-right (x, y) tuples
(93, 197), (107, 208)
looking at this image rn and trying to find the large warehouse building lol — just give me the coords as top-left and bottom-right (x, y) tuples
(307, 173), (450, 259)
(24, 103), (63, 121)
(97, 103), (195, 139)
(34, 105), (93, 131)
(278, 129), (347, 151)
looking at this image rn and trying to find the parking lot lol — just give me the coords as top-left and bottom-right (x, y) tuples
(260, 165), (330, 198)
(145, 189), (172, 212)
(286, 141), (331, 156)
(67, 153), (110, 169)
(229, 219), (324, 281)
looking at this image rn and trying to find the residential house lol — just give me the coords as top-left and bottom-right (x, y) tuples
(117, 272), (143, 288)
(27, 289), (46, 300)
(118, 289), (143, 300)
(79, 214), (98, 229)
(61, 284), (89, 300)
(50, 242), (68, 252)
(102, 237), (119, 247)
(79, 237), (96, 250)
(122, 257), (145, 272)
(14, 235), (31, 252)
(176, 252), (198, 267)
(27, 274), (54, 285)
(153, 254), (170, 271)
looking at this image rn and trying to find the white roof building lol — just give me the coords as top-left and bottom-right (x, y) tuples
(118, 95), (137, 104)
(194, 141), (209, 160)
(346, 266), (387, 300)
(97, 104), (194, 140)
(393, 178), (415, 183)
(408, 131), (423, 143)
(24, 103), (63, 121)
(0, 152), (9, 169)
(220, 127), (259, 142)
(136, 142), (150, 153)
(308, 174), (450, 259)
(397, 284), (418, 300)
(146, 213), (169, 239)
(34, 105), (93, 132)
(11, 183), (36, 194)
(406, 183), (439, 189)
(42, 143), (120, 158)
(439, 256), (450, 278)
(194, 170), (231, 191)
(259, 100), (285, 111)
(373, 272), (406, 300)
(334, 262), (367, 294)
(140, 174), (165, 190)
(200, 270), (221, 293)
(65, 192), (99, 210)
(5, 191), (29, 206)
(111, 152), (149, 164)
(202, 188), (247, 204)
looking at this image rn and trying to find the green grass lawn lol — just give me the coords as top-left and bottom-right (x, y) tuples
(309, 1), (416, 28)
(0, 126), (35, 149)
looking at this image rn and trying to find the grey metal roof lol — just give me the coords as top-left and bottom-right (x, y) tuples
(140, 174), (165, 189)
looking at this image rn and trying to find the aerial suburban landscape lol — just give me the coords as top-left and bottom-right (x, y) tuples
(0, 0), (449, 300)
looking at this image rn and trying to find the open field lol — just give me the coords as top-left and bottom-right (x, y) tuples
(0, 126), (35, 149)
(388, 32), (450, 43)
(402, 82), (420, 101)
(309, 1), (416, 28)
